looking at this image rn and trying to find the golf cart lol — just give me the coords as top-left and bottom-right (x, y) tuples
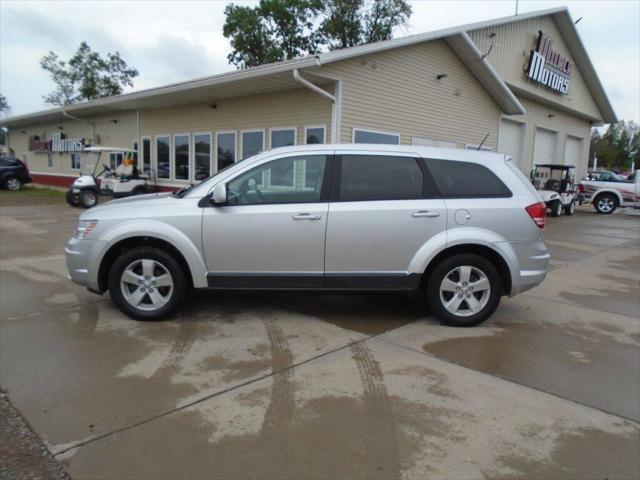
(66, 146), (156, 209)
(531, 164), (577, 217)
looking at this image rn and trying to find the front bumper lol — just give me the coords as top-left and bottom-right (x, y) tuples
(65, 237), (102, 292)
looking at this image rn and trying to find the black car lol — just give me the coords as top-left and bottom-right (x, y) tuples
(0, 156), (32, 190)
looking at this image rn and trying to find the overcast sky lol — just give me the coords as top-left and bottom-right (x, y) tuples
(1, 0), (638, 123)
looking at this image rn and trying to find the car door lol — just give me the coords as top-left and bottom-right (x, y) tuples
(202, 152), (332, 288)
(324, 151), (447, 288)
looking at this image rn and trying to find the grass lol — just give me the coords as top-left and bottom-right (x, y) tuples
(0, 185), (67, 205)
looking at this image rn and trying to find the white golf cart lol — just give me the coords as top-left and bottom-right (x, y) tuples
(531, 164), (577, 217)
(66, 146), (156, 209)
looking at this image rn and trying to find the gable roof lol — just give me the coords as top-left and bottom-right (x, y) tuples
(2, 6), (616, 128)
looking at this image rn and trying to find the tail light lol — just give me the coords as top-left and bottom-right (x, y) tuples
(526, 202), (546, 229)
(577, 184), (585, 193)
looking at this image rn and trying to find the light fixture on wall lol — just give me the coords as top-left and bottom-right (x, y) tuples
(111, 119), (118, 124)
(548, 114), (555, 119)
(437, 73), (448, 80)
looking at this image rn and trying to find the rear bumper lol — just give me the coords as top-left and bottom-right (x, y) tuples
(507, 240), (550, 296)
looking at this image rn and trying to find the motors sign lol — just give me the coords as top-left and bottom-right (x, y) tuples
(526, 31), (573, 95)
(29, 132), (86, 152)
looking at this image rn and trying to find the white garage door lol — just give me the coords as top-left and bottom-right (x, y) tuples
(533, 128), (558, 165)
(564, 135), (583, 166)
(497, 119), (525, 170)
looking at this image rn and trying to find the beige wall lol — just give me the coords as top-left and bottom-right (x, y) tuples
(315, 39), (502, 150)
(9, 111), (137, 176)
(501, 96), (591, 178)
(469, 15), (604, 122)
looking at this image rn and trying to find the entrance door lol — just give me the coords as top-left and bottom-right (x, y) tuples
(498, 119), (526, 171)
(202, 152), (331, 288)
(533, 127), (558, 165)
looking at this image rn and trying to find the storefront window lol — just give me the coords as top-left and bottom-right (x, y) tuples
(194, 133), (211, 180)
(142, 137), (151, 173)
(242, 130), (264, 160)
(306, 127), (325, 144)
(271, 129), (296, 149)
(174, 134), (190, 180)
(70, 152), (81, 170)
(217, 132), (236, 171)
(109, 152), (123, 170)
(156, 136), (170, 179)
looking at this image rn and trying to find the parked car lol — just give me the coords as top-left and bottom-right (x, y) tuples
(65, 145), (549, 327)
(0, 156), (32, 190)
(579, 172), (640, 214)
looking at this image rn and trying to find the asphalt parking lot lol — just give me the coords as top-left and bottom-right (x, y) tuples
(1, 194), (639, 479)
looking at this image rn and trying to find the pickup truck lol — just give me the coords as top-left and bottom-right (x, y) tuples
(579, 172), (640, 214)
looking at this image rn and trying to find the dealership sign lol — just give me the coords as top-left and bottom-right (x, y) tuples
(29, 132), (86, 152)
(526, 31), (573, 95)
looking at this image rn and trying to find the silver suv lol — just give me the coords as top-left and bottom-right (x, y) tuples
(66, 144), (549, 327)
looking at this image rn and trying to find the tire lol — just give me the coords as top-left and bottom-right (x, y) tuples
(426, 254), (503, 327)
(4, 177), (21, 191)
(565, 200), (576, 216)
(108, 247), (186, 321)
(549, 200), (562, 217)
(594, 193), (618, 214)
(79, 190), (99, 209)
(65, 190), (79, 207)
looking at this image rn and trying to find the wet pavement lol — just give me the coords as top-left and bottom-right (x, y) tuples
(0, 202), (638, 479)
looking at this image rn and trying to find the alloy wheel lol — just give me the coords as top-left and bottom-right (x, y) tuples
(439, 265), (491, 317)
(6, 178), (20, 190)
(120, 259), (174, 312)
(597, 197), (614, 213)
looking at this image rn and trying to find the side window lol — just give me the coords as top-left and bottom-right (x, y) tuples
(426, 159), (512, 198)
(339, 155), (423, 201)
(227, 155), (327, 205)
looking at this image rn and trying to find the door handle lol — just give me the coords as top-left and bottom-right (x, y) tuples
(293, 213), (321, 221)
(412, 211), (440, 218)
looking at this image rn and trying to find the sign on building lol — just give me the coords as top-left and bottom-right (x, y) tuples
(526, 30), (573, 95)
(29, 132), (86, 152)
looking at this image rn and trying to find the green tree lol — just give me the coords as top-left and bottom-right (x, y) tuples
(40, 42), (138, 105)
(0, 94), (10, 116)
(590, 121), (640, 171)
(223, 0), (412, 68)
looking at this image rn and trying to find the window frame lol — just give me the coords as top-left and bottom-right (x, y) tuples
(330, 153), (436, 203)
(140, 135), (152, 174)
(47, 152), (54, 168)
(240, 129), (265, 161)
(269, 127), (297, 150)
(155, 134), (171, 180)
(352, 127), (401, 145)
(421, 157), (512, 199)
(192, 131), (212, 181)
(220, 152), (334, 206)
(215, 130), (237, 173)
(70, 152), (81, 170)
(304, 125), (326, 145)
(172, 132), (191, 182)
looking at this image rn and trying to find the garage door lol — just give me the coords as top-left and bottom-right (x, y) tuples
(497, 119), (525, 171)
(564, 135), (583, 166)
(533, 128), (558, 165)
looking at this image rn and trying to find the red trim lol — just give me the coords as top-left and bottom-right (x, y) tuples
(30, 173), (75, 188)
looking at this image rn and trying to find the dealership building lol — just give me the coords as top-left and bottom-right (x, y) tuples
(1, 6), (616, 189)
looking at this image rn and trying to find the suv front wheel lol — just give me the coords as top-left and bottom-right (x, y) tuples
(108, 247), (186, 320)
(427, 254), (503, 327)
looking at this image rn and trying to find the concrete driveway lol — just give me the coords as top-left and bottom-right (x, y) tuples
(1, 198), (638, 479)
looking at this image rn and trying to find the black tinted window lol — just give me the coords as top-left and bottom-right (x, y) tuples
(339, 155), (423, 201)
(426, 159), (511, 197)
(0, 157), (18, 166)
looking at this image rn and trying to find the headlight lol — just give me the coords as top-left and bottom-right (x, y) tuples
(75, 220), (98, 239)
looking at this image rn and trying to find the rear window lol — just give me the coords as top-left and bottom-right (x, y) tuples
(425, 159), (512, 198)
(339, 155), (423, 201)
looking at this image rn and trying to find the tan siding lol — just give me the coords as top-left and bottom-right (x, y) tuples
(9, 112), (136, 176)
(503, 96), (591, 178)
(469, 15), (603, 121)
(316, 40), (501, 149)
(140, 87), (333, 165)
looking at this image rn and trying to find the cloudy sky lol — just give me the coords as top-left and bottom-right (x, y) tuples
(1, 0), (638, 122)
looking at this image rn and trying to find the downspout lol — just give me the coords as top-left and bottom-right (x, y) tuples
(62, 108), (96, 144)
(293, 69), (340, 143)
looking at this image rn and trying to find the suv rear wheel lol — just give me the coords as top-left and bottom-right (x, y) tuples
(4, 177), (21, 191)
(594, 193), (618, 214)
(108, 247), (186, 320)
(426, 254), (503, 327)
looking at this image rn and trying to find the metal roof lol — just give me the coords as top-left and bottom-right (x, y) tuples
(1, 6), (616, 127)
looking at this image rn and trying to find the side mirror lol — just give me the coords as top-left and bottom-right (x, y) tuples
(212, 183), (227, 204)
